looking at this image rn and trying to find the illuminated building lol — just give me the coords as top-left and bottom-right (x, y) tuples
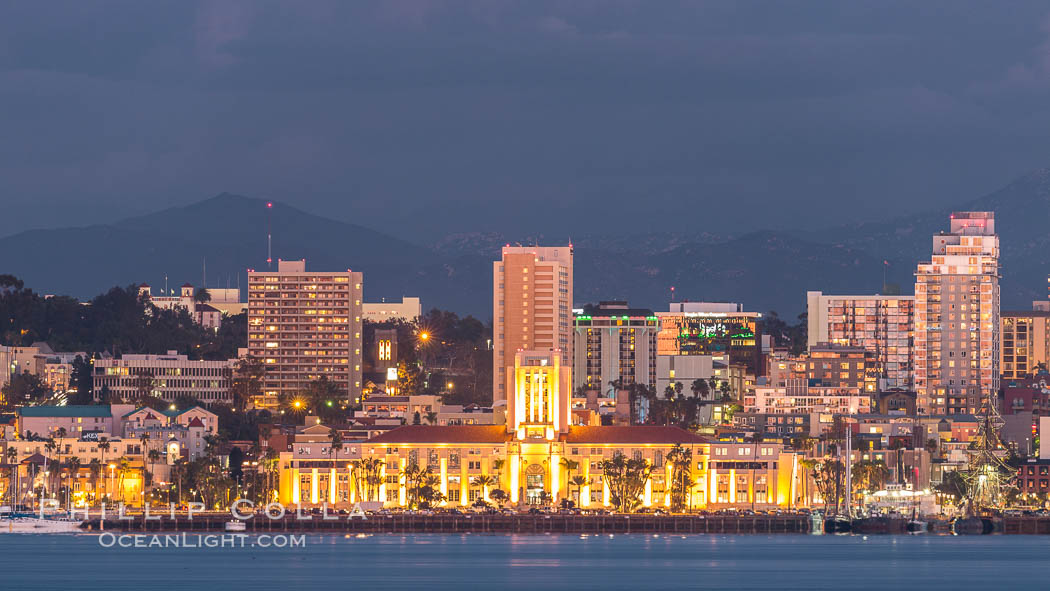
(768, 345), (877, 392)
(656, 302), (763, 376)
(914, 212), (1000, 415)
(362, 297), (421, 322)
(746, 383), (871, 415)
(572, 301), (658, 393)
(93, 352), (235, 403)
(1001, 310), (1050, 380)
(806, 291), (915, 389)
(248, 259), (363, 409)
(277, 251), (809, 512)
(493, 246), (573, 407)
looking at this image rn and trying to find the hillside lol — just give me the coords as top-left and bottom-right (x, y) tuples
(3, 168), (1050, 318)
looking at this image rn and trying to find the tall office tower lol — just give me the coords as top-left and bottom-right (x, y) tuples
(914, 212), (1000, 415)
(493, 246), (573, 422)
(806, 291), (915, 389)
(247, 260), (363, 409)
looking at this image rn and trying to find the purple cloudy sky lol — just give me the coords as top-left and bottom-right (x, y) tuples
(3, 1), (1050, 240)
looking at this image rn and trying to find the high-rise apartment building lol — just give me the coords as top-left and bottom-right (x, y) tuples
(914, 212), (1000, 415)
(492, 246), (573, 415)
(806, 291), (915, 389)
(93, 352), (235, 403)
(1001, 310), (1050, 380)
(247, 260), (363, 408)
(572, 301), (658, 393)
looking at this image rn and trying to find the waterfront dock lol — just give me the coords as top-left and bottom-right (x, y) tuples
(85, 513), (813, 535)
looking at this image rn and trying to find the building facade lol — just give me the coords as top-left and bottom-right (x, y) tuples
(1001, 310), (1050, 380)
(248, 259), (364, 408)
(656, 302), (763, 376)
(93, 352), (235, 403)
(362, 297), (421, 322)
(914, 212), (1000, 415)
(572, 301), (658, 394)
(492, 246), (573, 408)
(806, 291), (914, 389)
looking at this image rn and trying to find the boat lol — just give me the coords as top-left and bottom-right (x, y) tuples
(906, 519), (928, 533)
(224, 519), (247, 532)
(824, 515), (852, 533)
(0, 512), (84, 534)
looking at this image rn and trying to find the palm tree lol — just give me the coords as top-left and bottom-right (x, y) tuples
(66, 456), (81, 509)
(492, 458), (505, 485)
(360, 458), (385, 503)
(558, 457), (579, 502)
(194, 288), (211, 304)
(569, 475), (588, 506)
(424, 411), (439, 425)
(43, 439), (57, 498)
(146, 449), (162, 506)
(472, 474), (496, 502)
(115, 456), (131, 503)
(88, 458), (101, 507)
(5, 446), (18, 505)
(98, 438), (111, 502)
(690, 378), (710, 399)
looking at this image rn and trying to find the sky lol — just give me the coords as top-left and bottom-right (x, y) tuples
(3, 1), (1050, 241)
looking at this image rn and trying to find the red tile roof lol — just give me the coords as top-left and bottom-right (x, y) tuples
(186, 417), (205, 428)
(366, 425), (509, 444)
(563, 426), (711, 445)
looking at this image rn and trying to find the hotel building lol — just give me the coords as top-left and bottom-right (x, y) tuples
(492, 246), (573, 408)
(362, 297), (422, 323)
(806, 291), (915, 389)
(914, 212), (1000, 415)
(93, 352), (235, 403)
(572, 301), (658, 393)
(248, 260), (363, 408)
(656, 302), (763, 376)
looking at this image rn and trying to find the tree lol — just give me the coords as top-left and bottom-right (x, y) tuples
(5, 446), (18, 505)
(231, 355), (266, 410)
(131, 369), (156, 402)
(302, 376), (346, 421)
(690, 378), (710, 400)
(329, 428), (344, 462)
(88, 458), (101, 507)
(424, 411), (439, 425)
(70, 355), (94, 405)
(569, 475), (588, 506)
(600, 452), (652, 513)
(490, 488), (509, 508)
(559, 457), (579, 500)
(472, 474), (496, 502)
(666, 444), (694, 512)
(194, 288), (211, 304)
(935, 470), (968, 505)
(66, 456), (81, 508)
(360, 458), (385, 502)
(2, 371), (49, 407)
(851, 460), (890, 495)
(98, 438), (111, 501)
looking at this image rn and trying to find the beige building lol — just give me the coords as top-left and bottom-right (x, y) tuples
(1001, 310), (1050, 380)
(492, 246), (573, 408)
(914, 212), (1000, 415)
(572, 302), (658, 394)
(806, 291), (915, 389)
(248, 260), (363, 408)
(362, 297), (421, 322)
(93, 352), (235, 403)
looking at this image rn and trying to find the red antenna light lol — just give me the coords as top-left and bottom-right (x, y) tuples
(267, 202), (273, 208)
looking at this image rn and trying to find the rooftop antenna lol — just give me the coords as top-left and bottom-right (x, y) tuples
(266, 201), (273, 269)
(164, 274), (168, 295)
(202, 256), (207, 289)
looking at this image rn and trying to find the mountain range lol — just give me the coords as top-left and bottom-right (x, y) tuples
(2, 168), (1050, 318)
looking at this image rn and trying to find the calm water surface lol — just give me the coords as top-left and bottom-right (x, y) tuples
(1, 533), (1044, 590)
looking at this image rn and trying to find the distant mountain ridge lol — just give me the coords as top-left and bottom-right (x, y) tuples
(2, 170), (1049, 317)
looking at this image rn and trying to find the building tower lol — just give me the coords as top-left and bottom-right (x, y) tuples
(247, 260), (363, 408)
(493, 246), (573, 434)
(914, 212), (1000, 415)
